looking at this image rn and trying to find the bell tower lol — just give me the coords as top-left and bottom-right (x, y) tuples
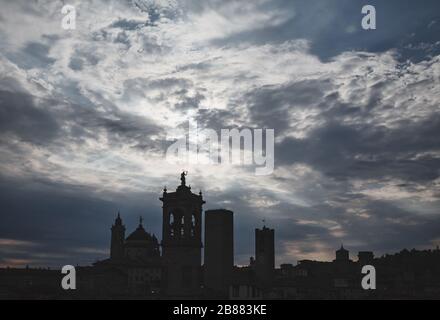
(160, 172), (205, 297)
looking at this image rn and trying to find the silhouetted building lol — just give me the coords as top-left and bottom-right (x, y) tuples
(229, 266), (262, 300)
(2, 172), (440, 299)
(358, 251), (374, 265)
(335, 245), (350, 262)
(254, 226), (275, 286)
(160, 172), (205, 297)
(109, 213), (160, 263)
(124, 218), (160, 260)
(95, 215), (161, 296)
(0, 268), (63, 299)
(204, 209), (234, 297)
(110, 212), (125, 260)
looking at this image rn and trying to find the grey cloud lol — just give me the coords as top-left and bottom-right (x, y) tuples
(68, 57), (84, 71)
(174, 91), (205, 110)
(10, 42), (55, 70)
(57, 99), (165, 151)
(109, 18), (147, 30)
(275, 114), (440, 183)
(122, 77), (206, 111)
(195, 108), (238, 131)
(133, 0), (181, 23)
(0, 173), (163, 267)
(245, 79), (332, 132)
(209, 0), (440, 62)
(114, 31), (131, 46)
(68, 49), (100, 71)
(339, 199), (440, 253)
(0, 90), (59, 144)
(201, 182), (440, 264)
(175, 61), (214, 72)
(0, 80), (165, 153)
(150, 78), (192, 89)
(239, 72), (440, 184)
(130, 77), (192, 91)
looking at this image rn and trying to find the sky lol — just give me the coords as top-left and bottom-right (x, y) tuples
(0, 0), (439, 268)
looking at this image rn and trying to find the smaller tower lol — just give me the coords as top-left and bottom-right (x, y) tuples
(358, 251), (374, 264)
(110, 212), (125, 260)
(255, 225), (275, 286)
(335, 245), (350, 262)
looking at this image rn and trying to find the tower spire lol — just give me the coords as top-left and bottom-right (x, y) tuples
(114, 211), (122, 225)
(111, 211), (125, 260)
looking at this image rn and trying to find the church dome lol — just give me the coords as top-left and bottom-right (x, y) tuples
(124, 217), (159, 253)
(124, 218), (160, 260)
(126, 224), (153, 242)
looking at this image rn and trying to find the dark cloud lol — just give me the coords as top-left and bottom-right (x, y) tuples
(200, 182), (440, 264)
(109, 18), (147, 30)
(238, 71), (440, 184)
(175, 61), (214, 72)
(245, 79), (332, 131)
(211, 0), (440, 62)
(133, 0), (181, 23)
(275, 115), (440, 183)
(0, 173), (163, 267)
(195, 108), (238, 131)
(57, 99), (165, 151)
(122, 77), (207, 111)
(124, 77), (192, 93)
(68, 49), (100, 71)
(114, 31), (131, 46)
(8, 42), (55, 70)
(337, 199), (440, 253)
(0, 80), (165, 155)
(174, 91), (205, 110)
(0, 90), (59, 144)
(68, 57), (84, 71)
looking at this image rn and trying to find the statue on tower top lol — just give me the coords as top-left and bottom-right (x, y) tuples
(181, 171), (188, 186)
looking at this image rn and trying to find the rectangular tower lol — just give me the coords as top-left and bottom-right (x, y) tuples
(204, 209), (234, 296)
(255, 226), (275, 286)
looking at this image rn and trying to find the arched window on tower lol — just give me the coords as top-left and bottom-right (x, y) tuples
(170, 209), (185, 239)
(169, 212), (175, 237)
(178, 215), (184, 238)
(190, 214), (196, 237)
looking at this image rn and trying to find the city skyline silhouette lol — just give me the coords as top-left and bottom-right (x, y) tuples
(1, 172), (439, 299)
(1, 0), (440, 300)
